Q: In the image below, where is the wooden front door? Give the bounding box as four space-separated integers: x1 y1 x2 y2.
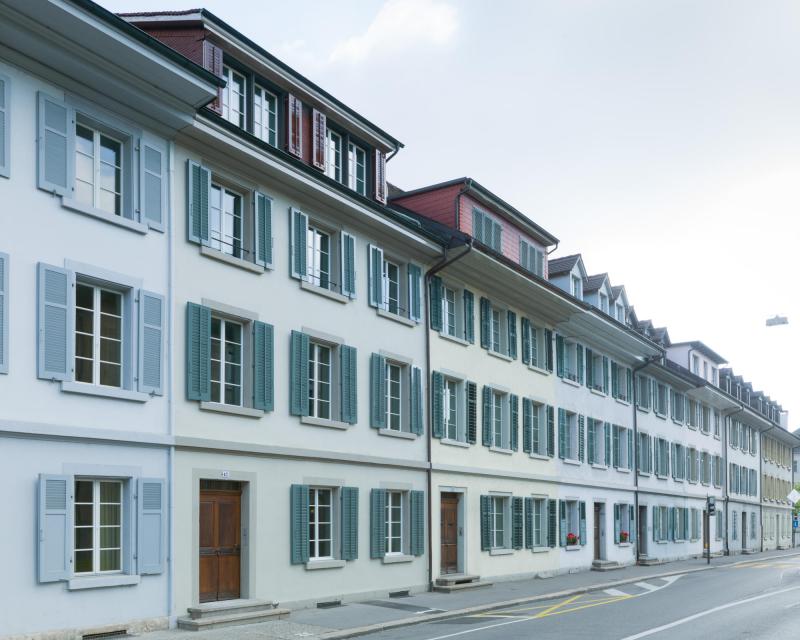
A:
440 493 459 574
593 503 602 560
199 486 241 603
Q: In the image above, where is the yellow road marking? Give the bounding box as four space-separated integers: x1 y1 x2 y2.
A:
532 594 583 618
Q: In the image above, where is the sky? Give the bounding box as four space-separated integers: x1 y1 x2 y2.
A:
104 0 800 423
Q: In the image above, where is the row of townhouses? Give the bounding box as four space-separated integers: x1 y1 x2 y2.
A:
0 2 797 638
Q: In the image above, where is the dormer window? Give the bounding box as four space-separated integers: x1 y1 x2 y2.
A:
347 142 367 196
519 239 544 277
703 361 708 381
599 292 609 314
222 66 246 129
325 129 343 183
615 303 625 323
691 354 699 374
571 275 582 299
253 84 278 146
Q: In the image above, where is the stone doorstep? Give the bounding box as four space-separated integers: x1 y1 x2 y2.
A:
433 581 493 593
187 598 275 620
177 608 290 631
591 560 623 572
435 574 481 586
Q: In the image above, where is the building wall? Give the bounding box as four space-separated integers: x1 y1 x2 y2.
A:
762 433 793 550
391 184 460 229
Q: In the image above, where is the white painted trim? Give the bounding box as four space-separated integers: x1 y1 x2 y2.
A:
200 246 266 274
200 402 263 419
489 548 514 556
300 280 349 304
305 559 345 571
439 332 470 347
440 438 470 448
201 298 259 321
61 198 148 234
68 574 141 590
61 381 149 403
378 428 417 441
377 308 416 327
301 326 345 346
301 416 352 430
382 554 414 564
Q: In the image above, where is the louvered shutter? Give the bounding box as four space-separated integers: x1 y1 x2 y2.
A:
374 150 387 204
37 92 70 195
557 408 566 459
559 501 567 546
312 109 326 170
576 344 584 384
544 329 554 372
286 94 303 157
479 297 490 349
368 245 384 308
289 330 310 415
340 345 358 424
138 478 165 574
602 356 609 394
579 502 587 546
531 401 541 454
0 252 7 373
252 321 274 411
613 425 620 468
341 232 356 298
290 485 310 564
507 311 517 359
629 505 636 543
522 398 532 453
0 74 8 178
510 394 519 451
186 303 211 401
547 499 557 547
519 239 529 272
428 276 443 331
290 208 308 279
369 353 386 428
585 349 594 388
408 264 422 322
341 487 359 561
480 495 491 550
187 160 210 245
555 335 564 377
546 405 555 457
410 491 425 556
140 136 166 230
472 209 484 243
466 381 477 444
138 290 164 395
611 361 619 397
669 507 675 541
578 415 585 462
37 263 71 381
431 371 444 438
410 366 423 435
202 40 223 114
38 474 71 583
627 429 634 469
524 497 533 549
614 504 620 543
481 385 492 447
653 506 660 542
463 289 475 343
370 489 387 558
604 422 612 466
587 420 595 464
512 497 524 549
254 191 273 268
626 368 633 402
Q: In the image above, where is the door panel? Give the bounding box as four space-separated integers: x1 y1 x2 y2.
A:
440 494 459 574
199 488 241 603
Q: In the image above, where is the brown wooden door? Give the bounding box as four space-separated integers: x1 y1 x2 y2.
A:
199 489 241 603
440 493 459 574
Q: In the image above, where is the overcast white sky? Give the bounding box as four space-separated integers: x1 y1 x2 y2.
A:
106 0 800 423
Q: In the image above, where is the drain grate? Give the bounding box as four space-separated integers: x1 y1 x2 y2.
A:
82 631 129 640
316 599 342 609
389 590 410 598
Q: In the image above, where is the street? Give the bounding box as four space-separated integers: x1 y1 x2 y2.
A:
361 557 800 640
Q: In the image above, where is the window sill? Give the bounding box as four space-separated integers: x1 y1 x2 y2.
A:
656 541 668 545
617 542 631 548
377 308 416 327
305 559 346 571
654 412 667 420
672 419 684 426
532 546 550 554
441 438 470 448
378 428 417 440
487 349 513 362
590 388 607 398
687 425 698 431
615 397 631 406
656 474 669 480
638 471 652 478
301 415 352 430
68 574 140 590
563 458 581 466
61 197 148 234
200 246 267 274
489 548 513 556
300 280 350 304
561 377 580 388
200 402 263 419
489 445 513 455
382 554 414 564
636 406 651 414
615 467 631 474
439 332 470 347
530 453 550 461
565 545 581 552
591 463 608 470
61 381 150 403
528 364 550 376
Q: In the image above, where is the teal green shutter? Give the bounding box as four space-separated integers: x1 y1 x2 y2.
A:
138 478 165 575
479 297 490 349
0 75 8 178
368 244 384 308
480 495 491 550
187 160 210 245
140 137 166 231
629 506 636 543
558 408 566 459
0 252 7 373
466 381 477 444
559 501 567 546
429 276 443 331
579 502 587 545
410 490 425 556
290 208 308 279
410 366 423 435
613 425 620 467
369 353 386 428
507 311 517 359
547 499 557 547
521 317 531 365
587 420 595 464
544 329 553 372
290 484 310 564
138 291 165 395
481 385 492 446
555 335 564 377
38 474 71 583
524 497 533 549
512 497 524 549
370 489 387 558
341 487 359 561
652 506 660 542
185 302 211 401
37 93 70 196
510 394 519 451
578 414 585 462
626 368 633 402
340 345 357 424
576 344 584 384
669 507 675 541
431 371 444 438
253 191 273 267
463 289 475 343
289 330 310 415
252 321 274 411
522 398 532 453
614 504 620 543
585 349 594 388
627 429 634 469
546 405 555 457
604 423 612 466
408 264 422 322
602 356 609 394
341 233 356 298
611 361 619 397
37 263 71 381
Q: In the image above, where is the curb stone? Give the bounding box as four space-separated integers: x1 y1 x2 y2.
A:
317 551 800 640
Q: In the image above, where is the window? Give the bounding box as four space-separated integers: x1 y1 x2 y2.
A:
75 124 122 216
691 354 700 374
519 239 544 276
687 399 699 428
615 303 625 323
210 317 243 406
490 496 508 549
701 452 711 485
611 361 631 401
564 500 580 545
653 505 669 542
307 225 331 290
444 378 460 440
612 425 631 470
382 258 401 316
291 211 355 297
654 383 668 416
638 433 652 474
308 341 332 419
325 129 343 182
74 479 122 574
703 361 708 381
385 361 403 431
616 503 632 543
492 390 505 448
700 405 711 434
491 308 502 353
599 292 609 314
655 437 669 476
74 283 123 388
588 418 607 465
385 491 404 554
530 401 547 456
586 350 607 393
481 298 514 357
347 142 367 195
559 409 579 461
671 390 685 423
523 320 546 370
472 208 501 252
253 84 277 146
443 286 458 337
673 443 686 480
571 275 583 299
309 488 333 560
222 66 246 128
687 447 698 483
559 337 581 382
209 183 244 259
369 246 421 320
636 376 651 410
532 498 546 547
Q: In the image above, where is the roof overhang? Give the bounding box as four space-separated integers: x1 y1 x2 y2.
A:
670 341 727 365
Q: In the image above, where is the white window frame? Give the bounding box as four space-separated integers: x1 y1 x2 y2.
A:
209 181 245 259
221 66 246 129
309 487 334 561
73 478 123 576
306 224 333 291
491 389 509 449
599 292 609 314
443 377 465 442
571 275 583 299
74 123 124 217
532 497 546 547
443 286 459 338
565 500 580 544
74 283 124 389
385 360 406 432
531 401 547 456
325 129 343 183
564 410 579 461
253 84 278 146
490 495 509 549
210 316 244 407
347 142 367 195
385 490 405 555
308 340 333 420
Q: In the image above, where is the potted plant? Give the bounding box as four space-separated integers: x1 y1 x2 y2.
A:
619 530 629 543
566 532 579 546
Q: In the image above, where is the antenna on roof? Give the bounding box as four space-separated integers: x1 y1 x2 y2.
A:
766 315 789 327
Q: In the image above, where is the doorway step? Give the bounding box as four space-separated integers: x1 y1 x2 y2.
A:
637 556 666 566
741 548 758 555
433 574 493 593
591 559 623 572
178 599 290 631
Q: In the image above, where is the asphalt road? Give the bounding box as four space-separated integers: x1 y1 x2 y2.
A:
362 556 800 640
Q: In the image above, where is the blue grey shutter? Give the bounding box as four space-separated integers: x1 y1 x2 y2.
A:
0 252 7 373
137 478 165 575
521 317 531 365
429 276 442 331
524 497 533 549
481 385 492 447
290 208 308 279
37 263 71 381
522 397 532 453
368 245 384 308
604 422 612 466
466 381 477 444
140 136 166 231
602 356 609 394
410 490 425 556
341 487 359 561
38 474 71 583
544 329 553 372
546 405 555 457
410 366 423 435
587 420 595 464
0 74 9 178
431 371 444 438
614 504 620 543
613 426 620 467
629 505 636 543
342 233 357 298
652 506 659 542
254 191 273 267
547 499 557 547
579 502 587 546
289 330 310 415
479 297 490 349
576 344 584 384
252 321 274 411
463 289 475 343
510 394 519 451
187 160 210 245
555 335 564 377
37 92 70 195
340 345 358 424
408 264 422 322
507 310 517 359
512 496 523 549
480 495 491 550
185 303 211 401
370 489 387 558
138 290 164 395
558 408 566 459
627 429 634 469
369 353 386 428
578 414 585 462
559 501 567 546
290 485 310 564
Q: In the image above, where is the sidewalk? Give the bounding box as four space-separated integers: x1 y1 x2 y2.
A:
141 548 800 640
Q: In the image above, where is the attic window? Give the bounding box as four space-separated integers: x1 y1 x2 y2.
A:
599 292 609 314
571 275 582 299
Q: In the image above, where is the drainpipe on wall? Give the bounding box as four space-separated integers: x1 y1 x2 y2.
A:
166 140 176 626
